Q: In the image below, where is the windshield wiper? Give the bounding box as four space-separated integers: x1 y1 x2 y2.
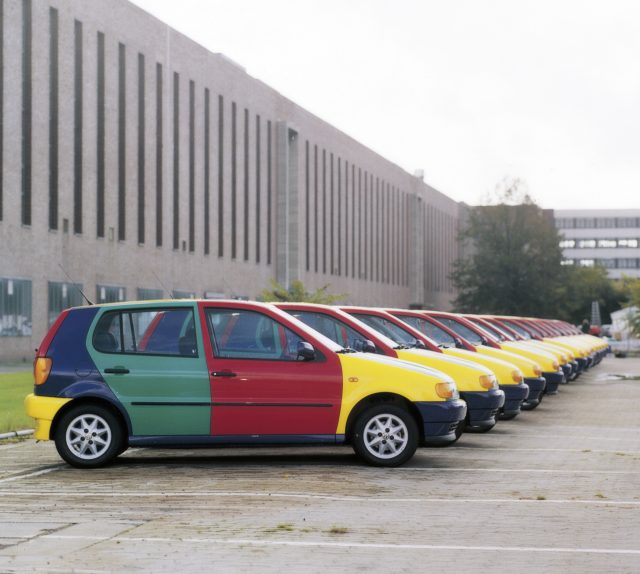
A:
336 347 357 354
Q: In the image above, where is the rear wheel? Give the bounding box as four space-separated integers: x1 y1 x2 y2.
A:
54 404 123 468
352 404 418 467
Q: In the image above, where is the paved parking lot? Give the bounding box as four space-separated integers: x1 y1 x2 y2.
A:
1 356 639 573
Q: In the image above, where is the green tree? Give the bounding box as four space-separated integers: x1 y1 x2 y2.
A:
623 277 640 336
259 279 347 304
452 179 565 316
556 264 621 325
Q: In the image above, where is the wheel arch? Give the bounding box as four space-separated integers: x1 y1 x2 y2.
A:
344 392 423 444
50 396 130 442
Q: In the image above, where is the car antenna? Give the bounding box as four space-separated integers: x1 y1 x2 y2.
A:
152 270 175 299
57 264 93 305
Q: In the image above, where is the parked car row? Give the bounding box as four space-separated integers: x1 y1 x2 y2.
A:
25 299 608 468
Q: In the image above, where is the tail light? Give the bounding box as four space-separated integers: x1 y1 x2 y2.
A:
34 357 52 386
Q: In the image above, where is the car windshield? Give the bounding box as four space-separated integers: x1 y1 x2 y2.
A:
470 319 508 342
288 310 374 352
397 315 456 347
268 305 343 353
502 320 532 340
350 313 421 348
435 316 485 346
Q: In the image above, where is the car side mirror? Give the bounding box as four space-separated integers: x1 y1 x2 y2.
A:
296 341 316 362
362 339 376 353
414 339 426 349
454 337 465 349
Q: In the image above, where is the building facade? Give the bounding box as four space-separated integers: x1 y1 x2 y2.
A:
555 209 640 279
0 0 464 361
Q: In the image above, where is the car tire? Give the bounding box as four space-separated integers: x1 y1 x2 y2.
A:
352 404 418 467
54 404 123 468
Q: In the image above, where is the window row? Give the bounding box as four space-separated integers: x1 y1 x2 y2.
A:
555 217 640 230
561 258 640 269
303 141 410 284
0 279 206 338
559 238 639 249
10 2 276 264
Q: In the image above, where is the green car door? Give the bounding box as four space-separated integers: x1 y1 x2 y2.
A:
87 303 211 436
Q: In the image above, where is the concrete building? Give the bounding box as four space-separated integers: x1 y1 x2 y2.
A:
0 0 464 361
555 209 640 279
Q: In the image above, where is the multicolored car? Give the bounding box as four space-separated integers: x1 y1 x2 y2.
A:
25 300 467 468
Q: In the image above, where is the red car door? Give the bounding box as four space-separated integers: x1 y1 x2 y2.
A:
198 302 343 437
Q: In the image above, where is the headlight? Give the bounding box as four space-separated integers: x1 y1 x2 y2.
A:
511 369 523 383
435 382 459 400
533 364 542 377
552 360 560 371
479 374 498 390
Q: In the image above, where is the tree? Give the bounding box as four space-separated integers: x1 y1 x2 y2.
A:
622 277 640 336
556 264 621 325
452 178 565 316
259 279 347 304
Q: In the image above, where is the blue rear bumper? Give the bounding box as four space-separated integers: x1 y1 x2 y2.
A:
416 399 467 445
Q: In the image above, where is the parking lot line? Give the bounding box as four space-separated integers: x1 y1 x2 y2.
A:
398 467 640 474
486 433 640 443
1 490 638 506
40 534 640 555
455 446 640 454
0 465 65 484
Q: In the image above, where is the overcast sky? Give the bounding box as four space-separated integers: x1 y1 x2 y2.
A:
130 0 640 210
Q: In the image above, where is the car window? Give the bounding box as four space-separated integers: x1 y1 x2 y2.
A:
93 312 123 353
93 308 197 356
207 308 304 361
290 311 372 351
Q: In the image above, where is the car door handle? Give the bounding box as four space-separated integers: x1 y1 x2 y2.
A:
211 371 237 378
104 367 130 375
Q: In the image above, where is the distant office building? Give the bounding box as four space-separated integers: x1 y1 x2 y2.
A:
0 0 464 361
554 209 640 279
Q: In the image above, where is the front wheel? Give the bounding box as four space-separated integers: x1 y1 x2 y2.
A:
352 404 418 467
54 404 123 468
